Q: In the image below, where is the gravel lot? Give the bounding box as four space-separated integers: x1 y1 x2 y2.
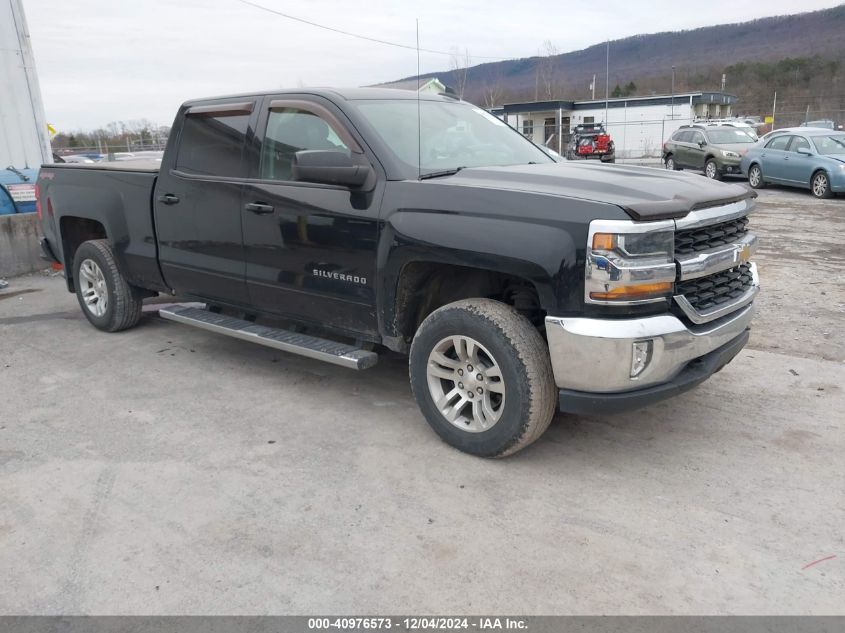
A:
1 185 843 614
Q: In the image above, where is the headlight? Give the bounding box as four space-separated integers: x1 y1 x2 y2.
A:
722 150 741 159
586 220 677 305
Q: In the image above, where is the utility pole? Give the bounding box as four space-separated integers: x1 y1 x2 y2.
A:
604 40 609 124
772 92 777 130
805 104 810 124
591 74 596 100
671 65 675 121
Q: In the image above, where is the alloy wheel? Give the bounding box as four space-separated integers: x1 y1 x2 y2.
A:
78 259 109 317
426 335 505 433
813 173 828 198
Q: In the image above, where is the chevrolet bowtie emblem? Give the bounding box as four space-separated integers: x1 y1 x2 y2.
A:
737 244 751 264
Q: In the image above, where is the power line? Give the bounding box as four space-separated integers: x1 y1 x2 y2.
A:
235 0 512 60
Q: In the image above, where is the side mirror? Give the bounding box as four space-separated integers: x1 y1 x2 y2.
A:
797 147 813 156
292 150 372 188
698 141 707 148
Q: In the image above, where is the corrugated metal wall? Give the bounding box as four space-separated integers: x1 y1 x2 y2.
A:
0 0 51 169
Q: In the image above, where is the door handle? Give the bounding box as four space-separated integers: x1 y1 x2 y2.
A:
157 194 180 205
245 202 275 215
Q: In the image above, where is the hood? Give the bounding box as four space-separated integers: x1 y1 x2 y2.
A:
439 162 755 220
717 143 756 155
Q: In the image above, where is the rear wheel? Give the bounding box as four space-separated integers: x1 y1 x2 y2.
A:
409 299 556 458
73 239 143 332
748 164 766 189
705 159 722 180
665 155 679 171
811 170 833 199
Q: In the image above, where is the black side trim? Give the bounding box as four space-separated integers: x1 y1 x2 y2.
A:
558 329 750 415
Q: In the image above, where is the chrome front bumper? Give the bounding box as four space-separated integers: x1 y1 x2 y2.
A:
545 301 755 395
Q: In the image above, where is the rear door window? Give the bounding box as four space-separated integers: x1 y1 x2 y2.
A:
175 103 253 177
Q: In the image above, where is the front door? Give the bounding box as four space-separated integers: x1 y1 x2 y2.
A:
687 130 707 170
154 100 257 304
673 130 694 168
783 135 815 185
240 96 382 337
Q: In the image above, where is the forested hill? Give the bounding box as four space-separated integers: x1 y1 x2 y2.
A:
387 5 845 124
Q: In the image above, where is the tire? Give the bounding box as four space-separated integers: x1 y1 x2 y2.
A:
704 159 722 180
811 170 833 199
748 164 766 189
409 299 557 458
665 155 679 171
73 239 143 332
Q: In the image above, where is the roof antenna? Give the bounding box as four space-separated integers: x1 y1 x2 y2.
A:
416 18 421 180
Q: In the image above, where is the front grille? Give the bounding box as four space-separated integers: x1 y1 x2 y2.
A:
676 263 754 312
675 216 749 255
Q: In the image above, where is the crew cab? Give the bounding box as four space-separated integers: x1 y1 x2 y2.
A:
37 88 759 457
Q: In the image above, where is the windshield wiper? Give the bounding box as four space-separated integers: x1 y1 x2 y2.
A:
5 166 29 182
419 167 465 180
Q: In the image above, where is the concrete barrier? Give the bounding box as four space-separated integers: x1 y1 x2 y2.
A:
0 213 47 278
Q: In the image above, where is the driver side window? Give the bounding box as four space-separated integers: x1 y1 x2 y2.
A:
766 135 791 151
260 108 349 181
790 136 811 153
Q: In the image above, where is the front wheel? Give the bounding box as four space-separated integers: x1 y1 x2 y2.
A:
409 299 557 458
704 159 722 180
73 239 143 332
811 171 833 199
748 164 766 189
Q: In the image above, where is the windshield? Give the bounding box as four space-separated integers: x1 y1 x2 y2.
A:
352 99 554 176
812 134 845 155
706 129 756 144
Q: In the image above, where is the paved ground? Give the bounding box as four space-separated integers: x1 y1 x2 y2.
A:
1 185 843 615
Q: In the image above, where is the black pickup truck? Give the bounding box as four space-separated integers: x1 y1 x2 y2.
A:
37 88 759 457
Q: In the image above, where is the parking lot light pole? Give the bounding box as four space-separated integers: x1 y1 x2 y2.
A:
671 65 675 121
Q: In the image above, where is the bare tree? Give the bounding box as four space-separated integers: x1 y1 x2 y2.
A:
482 66 505 109
449 47 472 99
537 40 560 100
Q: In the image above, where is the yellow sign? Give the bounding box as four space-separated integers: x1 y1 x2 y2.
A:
764 116 774 124
47 123 57 137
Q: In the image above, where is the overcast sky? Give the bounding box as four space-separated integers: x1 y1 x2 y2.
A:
23 0 844 131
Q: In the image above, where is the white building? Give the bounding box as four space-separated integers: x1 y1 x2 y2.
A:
492 91 738 158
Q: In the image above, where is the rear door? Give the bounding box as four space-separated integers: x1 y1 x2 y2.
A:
760 135 792 182
154 100 258 304
240 95 383 337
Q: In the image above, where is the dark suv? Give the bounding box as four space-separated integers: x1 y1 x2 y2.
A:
663 125 757 180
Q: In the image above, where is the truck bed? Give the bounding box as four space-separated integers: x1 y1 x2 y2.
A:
38 162 165 291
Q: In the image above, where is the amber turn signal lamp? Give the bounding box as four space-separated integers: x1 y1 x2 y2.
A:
590 282 673 301
591 233 615 251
